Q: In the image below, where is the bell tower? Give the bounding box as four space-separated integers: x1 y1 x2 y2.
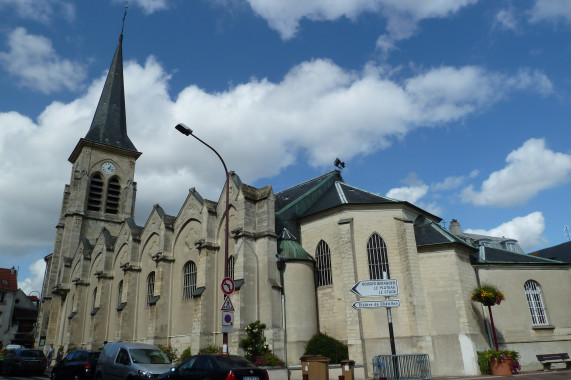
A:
48 31 141 285
39 18 142 348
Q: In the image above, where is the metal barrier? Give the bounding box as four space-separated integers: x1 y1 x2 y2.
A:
372 354 431 380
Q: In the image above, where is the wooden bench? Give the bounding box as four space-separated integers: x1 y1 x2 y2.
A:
536 353 571 371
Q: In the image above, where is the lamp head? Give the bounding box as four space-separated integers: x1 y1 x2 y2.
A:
175 123 193 136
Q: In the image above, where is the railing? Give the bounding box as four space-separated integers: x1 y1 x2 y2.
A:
372 354 431 380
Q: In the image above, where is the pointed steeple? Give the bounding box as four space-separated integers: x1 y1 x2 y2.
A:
84 33 137 152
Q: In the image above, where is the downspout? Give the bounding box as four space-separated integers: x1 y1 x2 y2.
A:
473 248 494 349
277 260 288 369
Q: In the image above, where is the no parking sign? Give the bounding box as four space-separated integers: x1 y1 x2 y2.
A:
222 311 233 326
222 311 234 333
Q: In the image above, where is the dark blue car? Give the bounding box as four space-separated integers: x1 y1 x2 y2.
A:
51 349 100 380
1 348 48 376
160 355 268 380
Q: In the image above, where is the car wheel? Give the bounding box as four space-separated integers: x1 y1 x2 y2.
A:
51 369 58 380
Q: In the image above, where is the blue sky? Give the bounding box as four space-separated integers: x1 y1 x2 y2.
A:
1 0 570 294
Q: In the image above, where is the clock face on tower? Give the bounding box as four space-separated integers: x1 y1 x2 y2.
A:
101 162 115 175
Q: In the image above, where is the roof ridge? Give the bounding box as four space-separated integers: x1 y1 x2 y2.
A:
337 181 398 203
276 170 339 195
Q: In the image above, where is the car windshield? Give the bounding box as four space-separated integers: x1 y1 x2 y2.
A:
129 349 169 364
217 356 257 370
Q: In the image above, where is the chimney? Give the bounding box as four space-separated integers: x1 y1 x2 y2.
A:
449 219 462 235
10 266 16 275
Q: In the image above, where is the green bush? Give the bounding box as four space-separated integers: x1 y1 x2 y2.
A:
157 344 178 363
239 321 269 361
199 344 220 354
303 332 348 364
239 320 285 367
179 347 192 363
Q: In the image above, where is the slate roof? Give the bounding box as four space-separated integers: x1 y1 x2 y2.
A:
275 171 342 234
0 267 18 291
84 34 137 152
530 240 571 263
414 216 474 249
275 171 341 213
275 170 441 237
471 246 570 266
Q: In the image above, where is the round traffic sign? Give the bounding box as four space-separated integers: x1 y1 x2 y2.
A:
221 277 235 295
224 314 232 323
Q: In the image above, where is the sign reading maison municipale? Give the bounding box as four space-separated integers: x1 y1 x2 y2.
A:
351 279 399 297
352 300 400 309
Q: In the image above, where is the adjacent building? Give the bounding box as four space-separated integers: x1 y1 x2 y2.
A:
0 267 40 347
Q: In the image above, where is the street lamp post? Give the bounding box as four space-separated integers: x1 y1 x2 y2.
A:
175 123 230 353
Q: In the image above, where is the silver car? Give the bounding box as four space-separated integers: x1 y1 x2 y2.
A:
95 342 171 380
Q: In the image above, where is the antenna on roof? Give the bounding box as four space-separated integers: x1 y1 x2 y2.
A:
334 158 345 170
565 226 570 241
121 2 129 36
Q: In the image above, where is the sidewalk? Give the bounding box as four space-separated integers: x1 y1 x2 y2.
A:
432 369 571 380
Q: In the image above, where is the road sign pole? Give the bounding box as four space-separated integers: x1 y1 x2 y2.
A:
381 273 398 378
386 299 397 356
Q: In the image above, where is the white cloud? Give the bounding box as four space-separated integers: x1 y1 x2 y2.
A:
461 138 571 206
529 0 571 24
387 184 429 204
433 170 479 191
18 259 46 295
243 0 476 45
111 0 168 15
0 28 87 94
0 0 74 23
495 9 519 31
465 212 546 251
0 54 554 260
404 67 552 123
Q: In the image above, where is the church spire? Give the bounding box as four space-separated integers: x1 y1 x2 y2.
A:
84 32 137 152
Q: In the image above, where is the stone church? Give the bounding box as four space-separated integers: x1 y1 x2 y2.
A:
37 33 571 378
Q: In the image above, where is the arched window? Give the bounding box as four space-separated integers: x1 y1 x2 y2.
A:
228 256 235 281
367 233 389 279
105 177 121 214
147 272 155 305
524 280 548 326
92 288 97 310
183 262 197 300
87 174 104 212
117 280 123 306
316 240 332 287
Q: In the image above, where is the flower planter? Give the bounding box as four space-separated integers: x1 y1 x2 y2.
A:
490 358 512 376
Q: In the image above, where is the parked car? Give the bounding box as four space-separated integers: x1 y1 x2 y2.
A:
160 354 269 380
5 344 25 350
1 348 48 375
51 349 101 380
95 342 171 380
